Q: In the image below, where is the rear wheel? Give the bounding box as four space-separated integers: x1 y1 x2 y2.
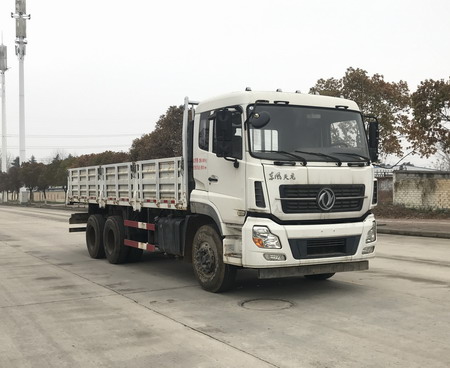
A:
192 225 236 293
86 214 105 259
103 216 129 264
304 273 335 280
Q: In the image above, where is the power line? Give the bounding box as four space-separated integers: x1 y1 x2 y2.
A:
5 133 142 138
7 145 130 149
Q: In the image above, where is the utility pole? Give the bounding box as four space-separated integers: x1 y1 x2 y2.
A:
11 0 30 166
0 36 7 173
12 0 31 203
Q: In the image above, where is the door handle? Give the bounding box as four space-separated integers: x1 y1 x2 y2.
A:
208 176 218 183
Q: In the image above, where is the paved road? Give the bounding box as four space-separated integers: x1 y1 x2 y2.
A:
0 206 449 368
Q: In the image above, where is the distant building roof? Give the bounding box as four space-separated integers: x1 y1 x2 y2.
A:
374 163 437 177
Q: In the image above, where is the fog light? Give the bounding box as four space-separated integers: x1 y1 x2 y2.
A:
366 220 377 243
264 253 286 261
252 226 281 249
362 245 375 254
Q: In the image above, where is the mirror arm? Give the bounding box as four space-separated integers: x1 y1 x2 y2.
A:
244 100 267 125
224 157 240 168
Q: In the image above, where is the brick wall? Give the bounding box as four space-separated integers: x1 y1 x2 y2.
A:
33 190 66 203
6 189 66 203
393 171 450 209
377 177 393 204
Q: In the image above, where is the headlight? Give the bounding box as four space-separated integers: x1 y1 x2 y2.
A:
365 220 377 244
252 226 281 249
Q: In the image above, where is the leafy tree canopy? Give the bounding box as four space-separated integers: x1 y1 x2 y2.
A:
11 156 20 168
130 106 185 161
7 166 23 194
0 172 9 192
68 151 130 168
20 161 45 200
407 78 450 156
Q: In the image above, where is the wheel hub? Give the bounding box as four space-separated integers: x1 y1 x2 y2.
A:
195 242 216 276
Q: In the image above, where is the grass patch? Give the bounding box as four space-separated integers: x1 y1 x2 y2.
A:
373 203 450 219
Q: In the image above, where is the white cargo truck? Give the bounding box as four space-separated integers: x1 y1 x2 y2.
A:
68 90 379 292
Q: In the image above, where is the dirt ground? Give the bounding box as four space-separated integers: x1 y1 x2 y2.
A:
373 203 450 220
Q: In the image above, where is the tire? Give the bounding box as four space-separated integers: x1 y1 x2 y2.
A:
103 216 129 264
86 214 106 259
127 247 143 263
304 273 335 280
192 225 236 293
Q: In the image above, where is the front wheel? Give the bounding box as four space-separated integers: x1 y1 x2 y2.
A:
304 273 335 280
192 225 236 293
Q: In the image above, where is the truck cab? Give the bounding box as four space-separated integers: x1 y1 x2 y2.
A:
187 91 378 278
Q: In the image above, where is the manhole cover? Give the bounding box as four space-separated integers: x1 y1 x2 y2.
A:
240 299 293 311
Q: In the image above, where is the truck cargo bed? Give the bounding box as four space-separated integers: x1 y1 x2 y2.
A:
67 157 186 211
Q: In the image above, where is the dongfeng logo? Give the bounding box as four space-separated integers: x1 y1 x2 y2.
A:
317 188 336 211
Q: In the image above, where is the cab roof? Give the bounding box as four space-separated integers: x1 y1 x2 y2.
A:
195 91 360 114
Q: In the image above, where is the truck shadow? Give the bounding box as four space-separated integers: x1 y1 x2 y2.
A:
130 254 363 298
232 268 363 298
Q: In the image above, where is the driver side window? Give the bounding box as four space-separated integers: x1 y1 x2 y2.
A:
212 110 243 160
198 112 210 151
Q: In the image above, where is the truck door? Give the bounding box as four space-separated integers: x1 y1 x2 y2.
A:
194 108 246 225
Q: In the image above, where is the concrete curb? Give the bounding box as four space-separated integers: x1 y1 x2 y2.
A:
377 228 450 239
377 229 450 239
0 202 86 212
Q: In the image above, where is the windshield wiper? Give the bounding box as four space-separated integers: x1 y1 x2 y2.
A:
260 150 307 166
332 152 370 164
273 161 296 166
295 150 342 167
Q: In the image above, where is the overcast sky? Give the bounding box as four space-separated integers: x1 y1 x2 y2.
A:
0 0 449 165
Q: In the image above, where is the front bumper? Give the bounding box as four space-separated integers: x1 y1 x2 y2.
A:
241 214 376 268
258 260 368 279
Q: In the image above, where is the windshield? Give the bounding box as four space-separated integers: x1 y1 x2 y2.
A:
249 104 370 163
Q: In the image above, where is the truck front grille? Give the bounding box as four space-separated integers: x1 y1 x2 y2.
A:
289 236 360 259
279 184 365 213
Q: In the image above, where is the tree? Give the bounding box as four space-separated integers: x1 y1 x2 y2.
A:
130 106 186 160
69 151 130 168
432 148 450 171
20 161 44 202
407 78 450 156
37 165 52 204
309 77 342 98
0 172 8 195
6 166 22 200
310 67 411 156
46 154 72 193
11 156 20 168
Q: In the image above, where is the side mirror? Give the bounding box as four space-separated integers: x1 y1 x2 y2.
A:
368 120 379 162
248 111 271 128
215 109 233 158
